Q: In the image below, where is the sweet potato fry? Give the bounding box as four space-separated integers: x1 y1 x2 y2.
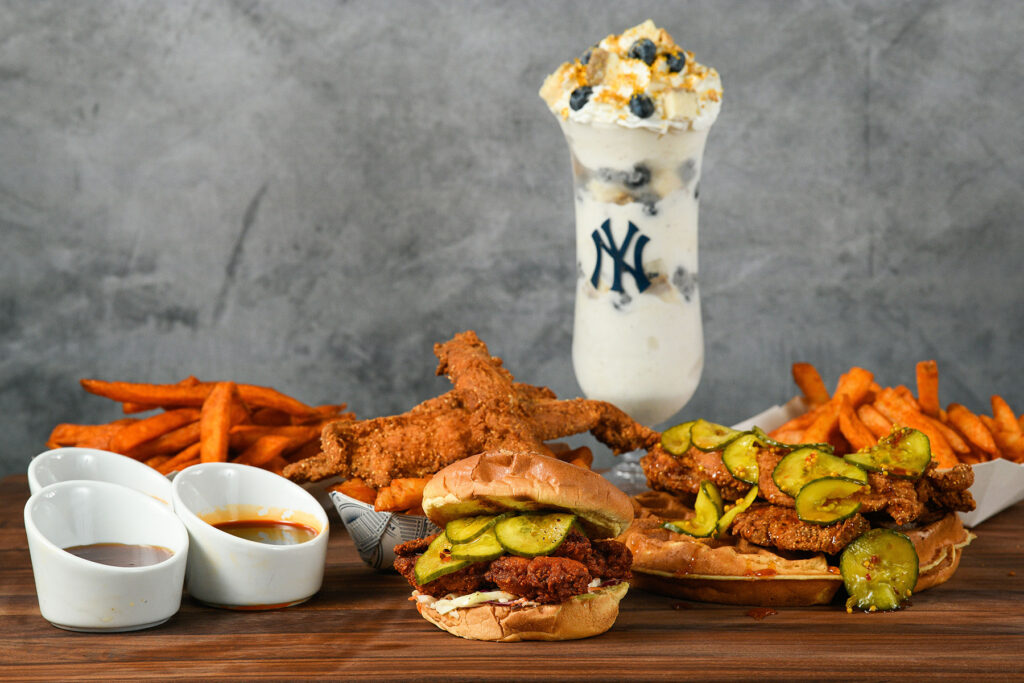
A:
403 505 426 517
108 408 200 454
330 478 377 505
234 434 299 467
251 407 292 426
925 414 970 456
833 367 875 407
873 388 957 468
838 395 877 452
800 399 842 445
856 404 892 439
157 442 201 474
915 361 940 418
565 446 594 469
81 379 316 416
374 477 431 512
124 421 200 460
200 382 235 463
287 438 322 463
895 385 921 410
768 403 824 439
991 395 1021 436
291 403 352 426
46 419 138 450
121 376 202 413
792 363 830 408
228 425 320 451
143 454 171 469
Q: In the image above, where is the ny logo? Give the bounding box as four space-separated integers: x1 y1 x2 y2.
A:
591 220 651 293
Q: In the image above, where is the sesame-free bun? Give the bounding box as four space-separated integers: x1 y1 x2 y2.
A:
901 513 974 592
415 582 628 642
421 450 634 539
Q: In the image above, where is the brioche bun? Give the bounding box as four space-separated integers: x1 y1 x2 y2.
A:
422 449 634 539
415 582 628 642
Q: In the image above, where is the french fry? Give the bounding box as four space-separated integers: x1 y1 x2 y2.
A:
895 385 921 410
374 477 431 512
800 399 842 445
234 434 298 467
838 395 877 452
251 407 292 426
792 363 830 408
81 379 317 417
228 425 320 451
768 403 824 439
403 505 426 517
945 404 997 457
121 376 202 413
915 361 940 418
200 382 235 463
856 404 892 440
46 420 139 450
566 446 594 469
157 442 202 474
925 414 970 456
991 395 1021 436
873 388 957 468
833 367 875 407
287 438 322 463
108 408 200 454
144 454 171 469
330 478 377 505
291 403 352 426
124 421 201 460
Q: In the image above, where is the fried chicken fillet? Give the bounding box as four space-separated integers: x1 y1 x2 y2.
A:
284 331 659 486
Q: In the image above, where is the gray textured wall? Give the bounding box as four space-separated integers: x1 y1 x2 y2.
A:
2 1 1022 478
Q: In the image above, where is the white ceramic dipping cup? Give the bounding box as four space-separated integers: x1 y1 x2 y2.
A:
171 462 329 609
24 480 189 632
28 447 173 505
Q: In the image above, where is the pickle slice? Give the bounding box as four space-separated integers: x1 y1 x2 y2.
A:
722 433 762 484
845 427 931 479
690 420 744 452
450 527 504 562
772 447 868 498
794 477 866 525
716 485 759 536
494 512 576 557
840 528 919 612
663 481 723 538
446 513 508 544
751 426 834 454
661 421 695 455
414 532 471 585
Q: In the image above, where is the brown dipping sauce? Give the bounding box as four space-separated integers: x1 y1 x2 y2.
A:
213 520 318 545
63 543 173 567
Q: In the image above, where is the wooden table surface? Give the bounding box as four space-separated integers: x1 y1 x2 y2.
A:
1 474 1022 681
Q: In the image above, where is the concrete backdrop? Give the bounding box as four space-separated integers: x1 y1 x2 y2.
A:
1 0 1022 477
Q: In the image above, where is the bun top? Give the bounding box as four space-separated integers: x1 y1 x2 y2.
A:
422 450 634 539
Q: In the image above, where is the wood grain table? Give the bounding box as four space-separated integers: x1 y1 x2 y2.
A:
1 474 1021 681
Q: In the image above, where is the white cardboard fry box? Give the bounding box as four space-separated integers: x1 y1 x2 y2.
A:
604 395 1021 528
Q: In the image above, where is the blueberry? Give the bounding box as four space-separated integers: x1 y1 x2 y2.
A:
629 93 655 118
623 164 651 189
628 38 657 66
569 86 593 111
666 51 686 73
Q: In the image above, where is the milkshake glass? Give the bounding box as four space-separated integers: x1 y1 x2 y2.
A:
540 21 722 426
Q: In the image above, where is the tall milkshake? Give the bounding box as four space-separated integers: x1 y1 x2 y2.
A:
540 21 722 426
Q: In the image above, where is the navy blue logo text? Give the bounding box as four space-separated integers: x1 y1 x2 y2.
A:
590 219 651 293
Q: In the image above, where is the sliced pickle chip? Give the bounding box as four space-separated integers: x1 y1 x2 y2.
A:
663 481 723 538
690 420 744 452
772 447 868 498
414 532 470 585
661 421 695 455
845 427 932 479
494 512 576 557
450 527 504 562
445 513 508 544
722 433 762 484
794 477 866 525
840 528 919 612
751 426 834 454
716 485 759 536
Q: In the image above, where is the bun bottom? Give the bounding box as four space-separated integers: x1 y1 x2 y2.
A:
903 513 974 592
415 582 629 642
630 570 842 606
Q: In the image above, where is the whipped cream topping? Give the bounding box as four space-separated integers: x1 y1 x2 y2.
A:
540 20 722 133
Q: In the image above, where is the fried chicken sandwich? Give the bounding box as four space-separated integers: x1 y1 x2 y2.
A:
394 449 634 641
